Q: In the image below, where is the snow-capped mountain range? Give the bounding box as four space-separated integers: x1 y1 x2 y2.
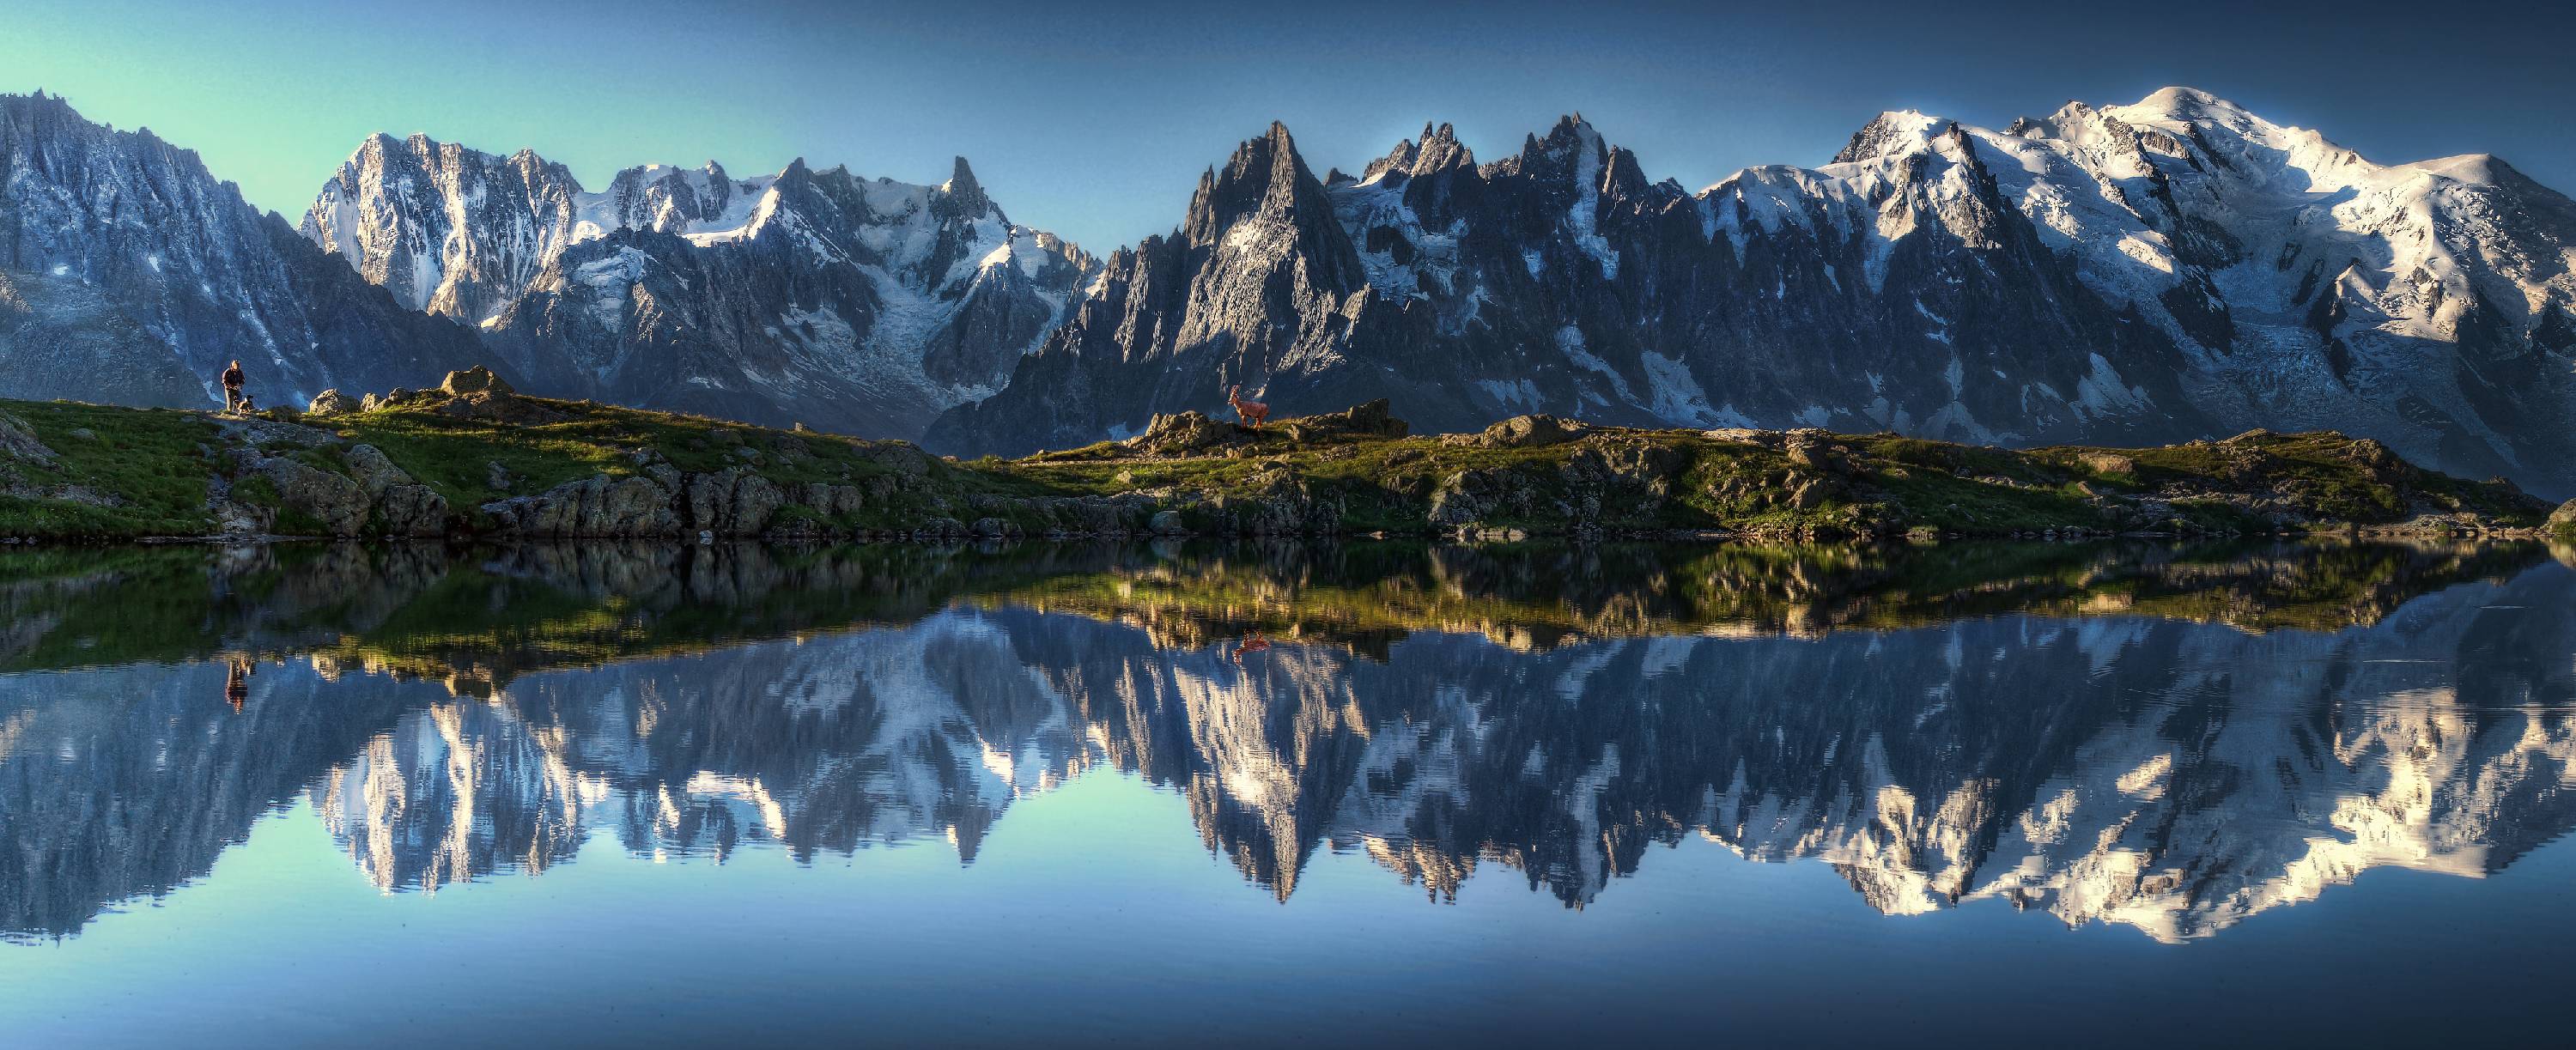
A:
300 133 1096 436
932 89 2576 496
3 88 2571 492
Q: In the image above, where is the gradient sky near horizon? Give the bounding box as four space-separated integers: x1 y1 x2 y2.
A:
8 0 2572 252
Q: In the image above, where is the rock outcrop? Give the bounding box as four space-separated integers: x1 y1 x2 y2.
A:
2077 452 2137 476
336 368 567 425
481 475 679 538
440 366 511 397
342 444 449 536
0 410 56 464
683 469 786 537
1122 411 1245 458
252 456 368 537
1465 414 1585 449
1277 398 1407 443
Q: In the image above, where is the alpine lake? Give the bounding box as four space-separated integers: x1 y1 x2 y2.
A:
3 537 2573 1047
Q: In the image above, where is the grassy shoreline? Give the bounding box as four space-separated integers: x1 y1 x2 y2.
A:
0 391 2555 543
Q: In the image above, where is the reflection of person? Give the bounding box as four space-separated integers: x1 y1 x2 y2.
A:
1231 631 1270 665
223 657 251 712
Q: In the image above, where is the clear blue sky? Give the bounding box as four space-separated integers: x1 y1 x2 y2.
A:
8 0 2571 253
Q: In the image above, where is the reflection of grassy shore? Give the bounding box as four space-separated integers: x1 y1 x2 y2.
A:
1 540 2544 682
2 541 2546 683
983 539 2548 652
0 393 2551 541
0 543 1124 681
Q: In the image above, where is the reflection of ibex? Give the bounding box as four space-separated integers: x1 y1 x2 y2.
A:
222 656 252 713
1231 631 1270 665
1227 385 1269 428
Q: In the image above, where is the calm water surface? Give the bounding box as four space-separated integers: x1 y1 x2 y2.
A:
2 539 2573 1047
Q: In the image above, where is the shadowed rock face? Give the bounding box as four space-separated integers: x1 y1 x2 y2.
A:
0 270 202 406
0 94 486 410
1 540 2569 943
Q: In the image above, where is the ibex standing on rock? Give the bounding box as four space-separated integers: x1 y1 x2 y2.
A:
1227 385 1269 428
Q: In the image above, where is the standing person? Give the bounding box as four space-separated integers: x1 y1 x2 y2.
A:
220 360 246 414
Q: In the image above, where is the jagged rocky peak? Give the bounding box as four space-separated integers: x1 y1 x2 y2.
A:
603 160 762 234
1495 112 1602 180
1831 110 1942 165
303 130 592 319
921 118 1391 458
1168 120 1365 321
1494 112 1652 204
3 91 220 215
3 88 148 149
1414 121 1471 171
939 155 990 217
1166 121 1369 301
301 137 1056 322
1362 121 1475 183
1829 110 1994 174
1361 137 1418 183
329 130 581 198
1185 122 1333 241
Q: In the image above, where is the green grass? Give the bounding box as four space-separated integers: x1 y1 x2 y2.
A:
991 427 2301 537
0 403 220 537
322 398 980 510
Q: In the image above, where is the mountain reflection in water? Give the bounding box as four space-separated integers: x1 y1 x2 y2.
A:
1 538 2570 944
